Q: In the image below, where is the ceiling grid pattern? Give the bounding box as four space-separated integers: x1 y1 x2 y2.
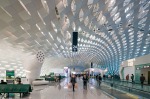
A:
0 0 149 76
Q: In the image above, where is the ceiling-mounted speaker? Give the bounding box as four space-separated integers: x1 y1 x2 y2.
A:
36 50 45 63
72 32 78 52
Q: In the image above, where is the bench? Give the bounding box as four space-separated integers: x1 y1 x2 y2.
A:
0 84 32 97
45 76 66 81
45 77 55 81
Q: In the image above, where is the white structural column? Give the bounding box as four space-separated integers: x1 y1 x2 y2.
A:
24 51 45 84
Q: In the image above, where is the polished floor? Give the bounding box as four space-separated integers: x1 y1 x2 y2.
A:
0 78 113 99
1 78 148 99
29 78 112 99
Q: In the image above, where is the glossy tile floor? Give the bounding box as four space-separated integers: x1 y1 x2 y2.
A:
0 78 113 99
29 78 112 99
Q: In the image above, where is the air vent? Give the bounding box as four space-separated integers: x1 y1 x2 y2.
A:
140 29 144 31
55 7 59 15
128 24 134 28
55 6 60 20
128 24 132 26
108 29 113 31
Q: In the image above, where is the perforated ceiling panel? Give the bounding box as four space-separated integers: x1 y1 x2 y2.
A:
0 0 149 75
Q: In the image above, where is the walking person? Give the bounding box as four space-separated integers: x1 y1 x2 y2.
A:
96 75 98 81
0 80 7 95
140 74 145 88
58 74 61 83
103 74 106 80
98 74 102 86
126 74 129 83
131 74 134 83
70 74 77 92
83 75 88 90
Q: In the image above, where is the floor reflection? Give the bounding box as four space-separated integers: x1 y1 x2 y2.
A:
11 78 113 99
58 83 61 90
83 90 88 99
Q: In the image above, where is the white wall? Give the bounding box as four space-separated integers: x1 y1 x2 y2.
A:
121 54 150 67
40 57 71 76
120 54 150 80
123 66 135 80
49 68 64 73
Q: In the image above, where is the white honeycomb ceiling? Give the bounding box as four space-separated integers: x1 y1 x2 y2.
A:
0 0 150 76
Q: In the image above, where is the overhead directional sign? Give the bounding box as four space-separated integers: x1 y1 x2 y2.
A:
72 32 78 52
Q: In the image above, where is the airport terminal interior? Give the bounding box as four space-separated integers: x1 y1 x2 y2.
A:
0 0 150 99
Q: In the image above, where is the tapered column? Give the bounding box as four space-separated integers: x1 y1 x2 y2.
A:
25 50 45 84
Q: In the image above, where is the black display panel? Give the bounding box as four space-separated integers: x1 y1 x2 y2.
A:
72 32 78 52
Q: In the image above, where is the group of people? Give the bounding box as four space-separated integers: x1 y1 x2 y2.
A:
70 73 103 92
126 74 135 83
0 80 7 84
0 79 22 85
70 73 146 92
70 74 89 92
96 74 102 86
126 74 145 88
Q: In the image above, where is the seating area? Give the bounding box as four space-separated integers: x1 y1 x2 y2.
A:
45 76 66 82
0 84 32 97
0 0 150 98
45 77 55 81
32 76 66 86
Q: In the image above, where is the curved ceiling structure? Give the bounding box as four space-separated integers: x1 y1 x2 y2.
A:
0 0 150 77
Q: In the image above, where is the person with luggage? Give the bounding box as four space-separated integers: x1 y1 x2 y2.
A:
83 75 88 89
70 74 77 92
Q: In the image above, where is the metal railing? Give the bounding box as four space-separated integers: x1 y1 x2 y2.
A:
102 79 150 93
